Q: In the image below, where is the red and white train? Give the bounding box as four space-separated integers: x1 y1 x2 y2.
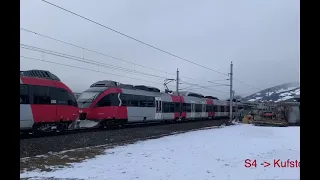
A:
77 80 243 127
20 70 242 134
20 70 79 133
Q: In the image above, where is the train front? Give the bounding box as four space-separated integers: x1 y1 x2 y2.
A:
77 86 106 121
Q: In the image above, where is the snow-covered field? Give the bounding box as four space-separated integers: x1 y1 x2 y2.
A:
21 124 300 180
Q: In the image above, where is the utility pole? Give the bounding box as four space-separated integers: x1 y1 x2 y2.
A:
229 61 233 122
176 68 179 95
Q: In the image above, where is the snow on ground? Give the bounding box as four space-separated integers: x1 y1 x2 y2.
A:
276 86 298 94
21 124 300 180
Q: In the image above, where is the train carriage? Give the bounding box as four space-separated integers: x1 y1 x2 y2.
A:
20 70 79 133
77 80 238 128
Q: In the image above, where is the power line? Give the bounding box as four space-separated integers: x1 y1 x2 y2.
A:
179 80 229 94
233 78 261 90
20 54 228 96
20 44 170 80
20 44 229 95
35 1 261 90
180 84 229 91
41 0 229 76
20 28 172 75
20 28 225 85
20 55 175 88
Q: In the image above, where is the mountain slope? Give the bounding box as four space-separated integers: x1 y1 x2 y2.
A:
243 82 300 102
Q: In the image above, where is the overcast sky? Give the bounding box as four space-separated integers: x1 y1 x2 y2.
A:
20 0 300 99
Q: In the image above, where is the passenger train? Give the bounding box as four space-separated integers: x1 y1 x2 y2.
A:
20 70 79 133
20 70 242 134
77 80 243 128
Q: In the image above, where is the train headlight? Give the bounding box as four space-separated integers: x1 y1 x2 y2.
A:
79 110 83 113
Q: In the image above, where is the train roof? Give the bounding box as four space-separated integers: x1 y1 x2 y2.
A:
179 91 204 98
88 80 231 101
134 85 161 93
204 96 219 100
89 80 161 93
20 70 61 81
90 80 119 87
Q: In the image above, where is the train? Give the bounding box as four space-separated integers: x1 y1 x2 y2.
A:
77 80 243 128
20 70 79 133
20 70 243 134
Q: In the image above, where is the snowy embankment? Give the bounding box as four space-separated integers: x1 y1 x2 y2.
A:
21 124 300 180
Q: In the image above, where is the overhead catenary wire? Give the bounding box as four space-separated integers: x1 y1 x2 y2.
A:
179 80 229 94
20 28 228 85
20 28 171 75
20 55 174 88
21 44 231 95
40 0 261 90
40 0 228 76
20 44 170 80
21 44 229 95
179 84 229 91
20 55 229 95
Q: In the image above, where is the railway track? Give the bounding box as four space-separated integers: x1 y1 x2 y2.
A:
20 119 227 139
20 119 227 158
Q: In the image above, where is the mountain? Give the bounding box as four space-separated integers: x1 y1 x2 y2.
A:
243 82 300 102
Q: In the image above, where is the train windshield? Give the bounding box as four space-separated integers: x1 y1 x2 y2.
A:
77 91 102 108
78 91 101 100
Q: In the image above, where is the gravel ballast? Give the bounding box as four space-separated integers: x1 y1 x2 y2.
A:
20 119 226 158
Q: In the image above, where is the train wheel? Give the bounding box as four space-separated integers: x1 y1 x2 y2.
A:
56 123 67 134
100 120 108 129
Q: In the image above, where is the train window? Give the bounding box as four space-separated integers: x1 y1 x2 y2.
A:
174 103 180 112
182 103 187 112
195 104 202 112
20 84 29 104
169 103 174 112
120 94 129 106
163 102 170 113
139 96 147 107
186 103 191 112
209 105 213 112
146 96 154 107
205 105 209 112
226 106 230 112
213 105 217 112
221 106 225 112
97 93 119 107
97 95 111 107
66 91 78 107
32 85 51 104
232 107 236 112
50 88 68 105
130 95 139 107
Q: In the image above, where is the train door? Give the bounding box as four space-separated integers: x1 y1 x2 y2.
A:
53 87 79 122
191 100 195 118
20 84 34 130
201 102 206 118
155 97 162 120
30 85 58 123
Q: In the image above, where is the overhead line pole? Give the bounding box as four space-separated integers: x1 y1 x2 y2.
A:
176 69 179 95
229 61 234 122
